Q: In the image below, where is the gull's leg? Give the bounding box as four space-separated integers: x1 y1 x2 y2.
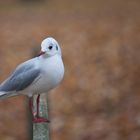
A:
33 94 50 123
36 94 40 118
29 97 34 116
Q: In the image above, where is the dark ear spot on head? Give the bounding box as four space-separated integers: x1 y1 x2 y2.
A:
56 45 58 50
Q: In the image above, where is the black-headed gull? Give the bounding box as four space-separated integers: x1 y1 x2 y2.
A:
0 37 64 123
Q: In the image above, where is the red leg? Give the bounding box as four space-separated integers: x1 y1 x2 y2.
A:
36 94 40 117
32 94 50 123
29 97 34 116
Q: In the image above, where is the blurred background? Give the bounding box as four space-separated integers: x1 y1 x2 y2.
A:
0 0 140 140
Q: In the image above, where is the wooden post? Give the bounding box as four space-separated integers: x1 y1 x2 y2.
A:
33 94 50 140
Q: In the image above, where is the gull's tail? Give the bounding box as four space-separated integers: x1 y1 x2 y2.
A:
0 91 10 99
0 91 17 99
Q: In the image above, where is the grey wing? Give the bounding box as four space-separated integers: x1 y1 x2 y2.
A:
0 59 40 92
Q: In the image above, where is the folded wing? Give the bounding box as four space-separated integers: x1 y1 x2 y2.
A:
0 59 40 92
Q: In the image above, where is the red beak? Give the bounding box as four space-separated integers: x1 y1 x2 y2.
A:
38 51 45 56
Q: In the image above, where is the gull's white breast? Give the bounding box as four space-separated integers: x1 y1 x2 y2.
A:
25 55 64 95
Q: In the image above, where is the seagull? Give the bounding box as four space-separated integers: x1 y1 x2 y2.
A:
0 37 64 123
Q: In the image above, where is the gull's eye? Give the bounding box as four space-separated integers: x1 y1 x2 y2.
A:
48 46 53 50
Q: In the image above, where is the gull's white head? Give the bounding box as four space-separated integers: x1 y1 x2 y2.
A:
38 37 62 57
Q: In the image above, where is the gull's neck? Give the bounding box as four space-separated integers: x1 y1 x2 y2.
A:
38 54 61 61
